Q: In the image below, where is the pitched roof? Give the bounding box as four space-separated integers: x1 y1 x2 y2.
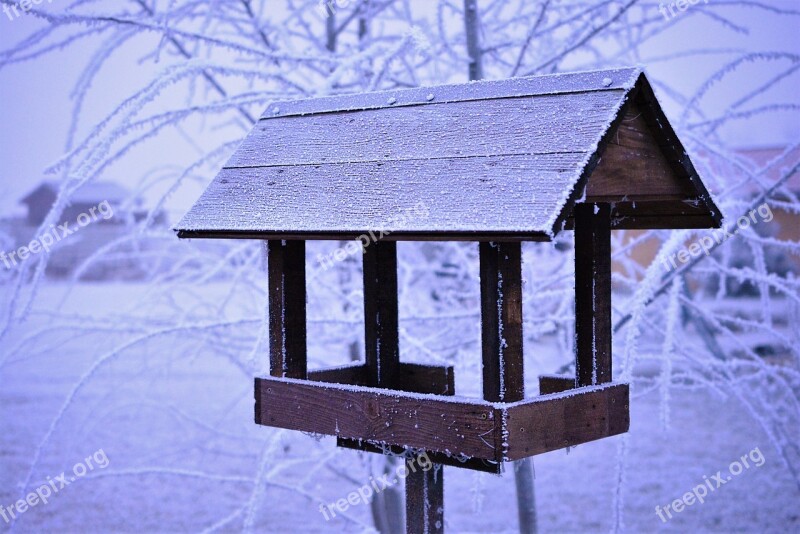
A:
176 67 720 241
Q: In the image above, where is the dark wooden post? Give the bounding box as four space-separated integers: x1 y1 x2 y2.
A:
480 241 531 532
479 242 524 403
363 241 400 387
574 203 612 386
267 240 307 379
406 460 444 533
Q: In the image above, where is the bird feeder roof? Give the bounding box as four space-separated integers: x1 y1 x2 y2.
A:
176 67 720 241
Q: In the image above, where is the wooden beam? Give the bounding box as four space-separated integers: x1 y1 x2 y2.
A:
255 376 500 461
504 384 629 461
254 376 629 462
309 362 453 395
267 240 307 379
336 440 501 474
393 362 454 396
574 204 612 386
480 242 524 402
363 241 399 387
333 362 485 471
308 363 367 386
538 375 576 395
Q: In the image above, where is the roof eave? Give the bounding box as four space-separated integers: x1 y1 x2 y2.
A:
174 229 553 242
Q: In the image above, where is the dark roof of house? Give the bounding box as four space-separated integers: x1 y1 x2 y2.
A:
22 181 130 205
176 67 721 241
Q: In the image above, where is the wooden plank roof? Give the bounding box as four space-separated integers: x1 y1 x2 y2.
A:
176 67 721 241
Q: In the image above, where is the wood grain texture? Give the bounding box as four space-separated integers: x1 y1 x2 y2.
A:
176 69 722 240
503 383 629 460
393 363 454 396
258 67 641 119
562 200 720 230
538 375 576 395
336 439 501 473
307 363 367 385
230 91 626 168
255 377 629 462
177 154 584 239
633 75 721 227
333 361 474 470
574 203 612 386
308 362 453 395
480 242 524 403
267 240 307 379
255 376 501 461
587 104 695 200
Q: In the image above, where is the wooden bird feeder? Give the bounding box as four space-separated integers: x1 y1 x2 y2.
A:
176 67 720 532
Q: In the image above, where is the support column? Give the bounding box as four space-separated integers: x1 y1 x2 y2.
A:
574 203 612 386
479 241 524 402
267 240 307 379
480 241 531 531
406 461 444 534
363 241 400 387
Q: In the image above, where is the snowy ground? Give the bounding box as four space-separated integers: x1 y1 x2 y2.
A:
1 283 798 533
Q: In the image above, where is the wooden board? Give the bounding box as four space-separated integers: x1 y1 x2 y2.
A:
634 74 720 222
538 375 576 395
229 91 626 168
176 68 722 240
177 154 584 240
255 376 500 461
336 439 501 473
308 362 454 395
587 104 695 200
254 376 629 463
258 67 641 119
503 384 629 460
562 200 719 230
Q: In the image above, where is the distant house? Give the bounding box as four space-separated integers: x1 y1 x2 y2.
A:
21 181 128 226
619 144 800 275
3 180 167 279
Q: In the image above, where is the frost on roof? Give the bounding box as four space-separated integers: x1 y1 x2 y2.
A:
176 68 651 240
259 66 642 120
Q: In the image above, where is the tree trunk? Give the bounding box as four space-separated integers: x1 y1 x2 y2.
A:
463 0 483 81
